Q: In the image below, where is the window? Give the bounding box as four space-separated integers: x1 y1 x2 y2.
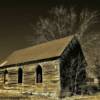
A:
4 69 8 84
36 65 42 83
18 67 23 83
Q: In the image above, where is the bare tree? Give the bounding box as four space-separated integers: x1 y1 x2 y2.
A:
69 53 86 95
77 9 99 40
29 6 99 44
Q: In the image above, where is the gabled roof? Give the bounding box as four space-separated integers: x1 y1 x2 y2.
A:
0 35 74 67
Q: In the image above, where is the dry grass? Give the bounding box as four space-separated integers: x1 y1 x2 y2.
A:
0 94 100 100
63 94 100 100
0 90 100 100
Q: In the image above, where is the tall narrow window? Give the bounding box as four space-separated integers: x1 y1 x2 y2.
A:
4 69 8 84
36 65 42 83
18 67 23 83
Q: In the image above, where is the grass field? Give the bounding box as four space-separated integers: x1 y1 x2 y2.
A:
67 95 100 100
0 89 100 100
0 93 100 100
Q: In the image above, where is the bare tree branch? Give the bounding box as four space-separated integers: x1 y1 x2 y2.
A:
30 6 99 45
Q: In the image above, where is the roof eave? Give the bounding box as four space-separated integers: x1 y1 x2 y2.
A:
0 56 60 69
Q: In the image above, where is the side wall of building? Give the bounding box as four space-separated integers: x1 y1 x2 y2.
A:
0 59 60 96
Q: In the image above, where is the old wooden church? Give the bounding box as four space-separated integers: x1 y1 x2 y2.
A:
0 35 86 97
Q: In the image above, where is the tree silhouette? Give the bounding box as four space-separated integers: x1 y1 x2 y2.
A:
29 6 99 44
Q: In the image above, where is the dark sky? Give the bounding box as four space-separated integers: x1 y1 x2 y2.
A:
0 0 100 60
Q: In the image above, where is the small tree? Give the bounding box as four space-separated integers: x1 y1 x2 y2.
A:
69 53 86 95
94 57 100 85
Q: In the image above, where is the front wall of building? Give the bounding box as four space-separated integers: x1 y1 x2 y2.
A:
0 59 60 96
60 38 87 95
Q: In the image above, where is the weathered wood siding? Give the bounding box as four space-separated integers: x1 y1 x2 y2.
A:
23 65 35 85
0 70 4 85
40 60 60 94
0 60 60 96
22 60 60 94
7 67 18 85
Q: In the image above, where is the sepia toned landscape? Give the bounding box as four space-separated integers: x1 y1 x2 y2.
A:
0 0 100 100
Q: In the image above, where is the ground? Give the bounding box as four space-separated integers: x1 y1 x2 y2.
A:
0 85 100 100
0 91 100 100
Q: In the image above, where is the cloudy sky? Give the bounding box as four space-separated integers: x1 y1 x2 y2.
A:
0 0 100 60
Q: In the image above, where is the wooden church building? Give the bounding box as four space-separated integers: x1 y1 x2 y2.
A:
0 35 86 97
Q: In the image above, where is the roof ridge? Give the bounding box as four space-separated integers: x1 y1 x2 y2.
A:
14 35 74 53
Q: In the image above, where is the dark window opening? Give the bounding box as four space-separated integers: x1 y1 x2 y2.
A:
18 67 23 83
36 65 42 83
4 69 8 84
